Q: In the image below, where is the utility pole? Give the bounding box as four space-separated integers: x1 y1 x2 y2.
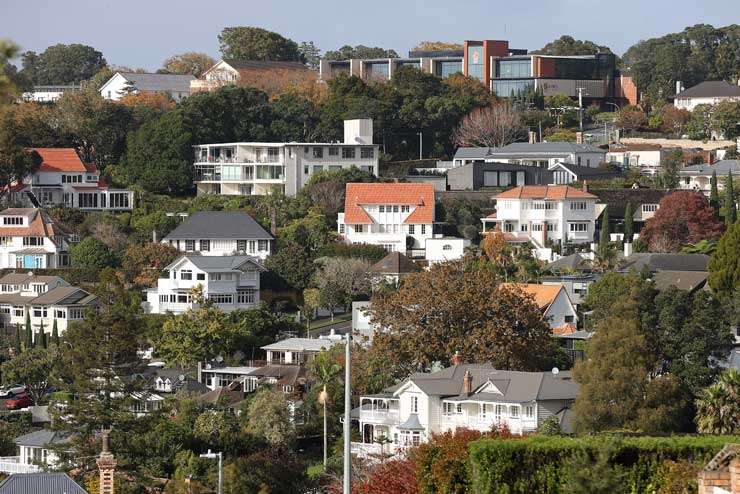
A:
418 132 423 160
576 87 584 131
343 333 352 494
200 450 223 494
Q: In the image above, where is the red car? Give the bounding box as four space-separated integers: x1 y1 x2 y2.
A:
5 394 32 410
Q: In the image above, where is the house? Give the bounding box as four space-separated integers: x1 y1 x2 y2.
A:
619 253 710 273
368 251 421 285
679 160 740 195
0 473 88 494
481 185 598 260
197 385 247 414
162 211 274 260
338 182 435 257
352 361 579 458
674 80 740 111
21 84 80 103
554 330 593 363
548 162 621 185
262 337 340 366
589 188 667 241
0 430 70 474
147 367 209 395
8 148 133 211
0 209 72 269
605 143 677 176
194 119 379 197
199 364 262 393
446 161 552 190
144 255 265 314
99 72 194 102
453 142 606 169
501 283 578 332
0 273 97 337
695 443 740 494
424 236 471 264
190 59 313 94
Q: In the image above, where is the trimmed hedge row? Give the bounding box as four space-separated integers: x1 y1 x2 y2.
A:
467 435 740 494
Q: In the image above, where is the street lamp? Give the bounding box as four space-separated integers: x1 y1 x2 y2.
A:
199 449 223 494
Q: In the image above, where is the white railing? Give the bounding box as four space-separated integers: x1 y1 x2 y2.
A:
0 457 42 474
359 409 400 424
351 442 407 459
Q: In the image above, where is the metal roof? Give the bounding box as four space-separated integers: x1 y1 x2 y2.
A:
0 473 87 494
620 253 709 273
117 72 194 93
397 413 425 431
676 81 740 98
680 160 740 175
15 430 70 447
164 211 273 241
261 337 340 352
169 255 265 273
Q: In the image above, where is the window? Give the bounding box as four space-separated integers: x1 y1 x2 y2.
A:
78 192 98 208
23 237 43 246
313 147 323 158
532 224 543 232
525 405 534 418
0 237 11 246
328 147 338 156
209 273 234 281
185 240 195 251
208 294 234 304
569 223 588 232
342 147 355 159
268 148 280 161
509 406 519 418
393 205 399 213
197 273 205 281
200 240 210 252
361 147 374 159
442 244 452 251
355 225 364 233
237 290 255 304
520 224 528 232
642 204 658 212
312 165 324 174
3 217 22 225
0 306 9 315
379 206 385 213
32 306 47 318
339 224 345 234
467 45 484 81
434 60 463 77
495 405 505 418
443 402 462 415
496 59 532 78
54 308 66 319
180 270 192 280
532 202 557 210
491 79 534 97
565 315 575 323
408 224 415 234
547 223 557 232
401 205 410 213
304 165 309 175
237 240 247 252
258 240 269 251
249 241 256 253
68 308 84 319
13 306 23 317
410 395 418 414
421 225 426 235
570 201 587 211
504 223 515 232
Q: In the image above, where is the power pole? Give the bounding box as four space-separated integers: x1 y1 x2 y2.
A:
418 132 423 160
577 87 584 131
343 333 352 494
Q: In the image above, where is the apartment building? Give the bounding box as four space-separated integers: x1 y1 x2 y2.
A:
0 208 72 269
162 211 274 260
194 119 379 197
99 72 194 102
337 183 435 256
144 255 265 314
9 148 133 211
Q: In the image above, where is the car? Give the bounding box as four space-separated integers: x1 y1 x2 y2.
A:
0 384 26 398
5 394 32 410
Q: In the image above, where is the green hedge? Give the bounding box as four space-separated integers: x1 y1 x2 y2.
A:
316 243 388 262
468 435 740 494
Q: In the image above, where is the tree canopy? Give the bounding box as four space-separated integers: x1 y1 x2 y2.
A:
533 35 613 56
20 43 107 85
323 45 399 60
218 27 304 62
161 52 216 77
708 222 740 298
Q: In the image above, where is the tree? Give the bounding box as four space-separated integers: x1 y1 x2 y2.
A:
617 106 647 131
24 312 32 350
265 242 316 292
0 112 41 202
313 257 372 317
581 272 649 322
300 288 322 332
70 237 116 270
708 222 740 298
50 320 59 347
218 27 304 62
453 103 526 148
161 52 215 77
20 44 106 85
533 35 613 56
711 100 740 139
623 202 634 243
640 191 725 252
298 41 321 70
710 170 721 215
246 387 295 448
561 443 627 494
660 105 690 135
412 41 463 52
0 41 20 105
725 171 736 225
695 368 740 434
121 242 181 287
323 45 399 61
308 350 342 466
1 347 54 404
598 206 610 255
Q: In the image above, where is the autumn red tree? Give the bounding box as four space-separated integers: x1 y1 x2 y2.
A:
640 191 725 252
121 242 181 287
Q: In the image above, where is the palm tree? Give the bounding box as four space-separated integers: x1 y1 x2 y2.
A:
695 369 740 434
309 351 342 467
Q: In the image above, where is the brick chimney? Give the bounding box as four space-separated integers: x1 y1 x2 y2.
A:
576 132 584 144
97 430 116 494
451 351 462 366
463 370 473 396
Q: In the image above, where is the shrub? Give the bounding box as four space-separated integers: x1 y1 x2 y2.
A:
316 243 389 262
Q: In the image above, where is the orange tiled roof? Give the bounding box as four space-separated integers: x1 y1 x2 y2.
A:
500 283 563 310
30 148 88 173
343 183 435 224
494 185 597 200
0 209 59 238
552 323 578 335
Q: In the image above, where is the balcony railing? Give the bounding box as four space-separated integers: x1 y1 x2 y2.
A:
0 457 42 474
359 407 400 424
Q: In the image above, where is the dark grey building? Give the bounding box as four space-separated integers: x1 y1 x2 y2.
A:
446 161 552 190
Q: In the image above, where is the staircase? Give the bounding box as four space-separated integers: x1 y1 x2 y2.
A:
24 190 41 208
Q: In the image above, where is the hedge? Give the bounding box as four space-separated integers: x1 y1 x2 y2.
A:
467 435 740 494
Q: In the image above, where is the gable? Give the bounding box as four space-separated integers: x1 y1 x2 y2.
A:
393 380 424 398
99 72 128 94
476 380 504 395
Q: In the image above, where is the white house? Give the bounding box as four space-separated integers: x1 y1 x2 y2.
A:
0 208 72 269
21 84 79 103
424 236 471 264
0 430 69 474
194 119 380 197
144 255 265 314
679 160 740 195
190 59 312 94
481 185 598 260
501 283 578 333
163 211 274 260
262 337 341 366
338 182 435 257
0 273 97 337
352 361 579 458
99 72 194 102
606 143 678 176
674 80 740 111
9 148 133 211
453 142 606 169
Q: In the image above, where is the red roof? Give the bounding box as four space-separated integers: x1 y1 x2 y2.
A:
30 148 93 173
494 185 597 200
343 183 435 225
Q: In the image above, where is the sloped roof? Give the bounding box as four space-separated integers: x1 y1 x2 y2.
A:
117 72 194 92
680 160 740 175
589 188 668 218
676 81 740 98
492 142 605 155
261 337 339 352
164 211 273 240
0 209 64 238
197 386 244 406
29 148 89 173
652 270 708 292
548 162 621 179
15 429 70 447
0 273 65 286
222 59 310 72
546 253 589 272
621 253 709 272
0 473 87 494
494 185 596 200
369 251 421 274
170 255 265 272
343 183 435 224
500 283 563 310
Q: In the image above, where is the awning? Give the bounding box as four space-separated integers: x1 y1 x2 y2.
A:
11 248 50 255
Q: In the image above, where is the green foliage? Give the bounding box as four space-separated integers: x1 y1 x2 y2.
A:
708 222 740 298
623 202 634 243
0 110 42 194
323 45 399 60
695 368 740 434
20 43 106 85
725 171 737 225
657 150 682 189
246 387 296 447
538 416 563 436
598 206 610 255
218 26 304 61
561 443 627 494
543 130 577 142
1 346 55 404
710 170 720 215
70 237 117 270
316 242 388 262
533 35 613 56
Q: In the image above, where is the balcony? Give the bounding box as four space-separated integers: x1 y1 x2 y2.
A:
350 442 408 460
359 406 400 425
0 456 42 474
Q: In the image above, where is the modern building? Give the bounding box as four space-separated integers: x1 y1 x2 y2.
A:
191 59 313 94
9 148 133 211
144 255 265 314
337 183 435 256
352 361 579 458
21 85 80 103
606 143 678 176
674 80 740 111
501 283 578 332
453 142 606 169
162 211 274 260
194 119 379 197
0 273 97 336
99 72 194 102
679 160 740 195
446 161 553 190
424 236 471 264
0 208 72 269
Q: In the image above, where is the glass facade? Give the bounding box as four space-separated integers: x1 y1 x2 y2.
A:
434 60 463 78
467 45 484 81
365 62 390 80
496 59 531 78
492 79 534 97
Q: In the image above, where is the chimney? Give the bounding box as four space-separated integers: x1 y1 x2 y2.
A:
152 230 157 243
451 351 462 366
676 80 683 94
575 132 584 144
582 180 589 192
97 430 116 494
463 370 473 396
624 241 633 257
528 131 537 144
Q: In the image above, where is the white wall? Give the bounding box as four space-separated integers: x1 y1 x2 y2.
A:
425 238 470 264
543 289 578 329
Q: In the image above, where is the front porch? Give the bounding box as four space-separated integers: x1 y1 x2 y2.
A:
440 401 539 435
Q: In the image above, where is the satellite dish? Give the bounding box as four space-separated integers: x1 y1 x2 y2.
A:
552 367 560 376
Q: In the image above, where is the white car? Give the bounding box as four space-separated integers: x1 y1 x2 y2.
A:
0 384 26 397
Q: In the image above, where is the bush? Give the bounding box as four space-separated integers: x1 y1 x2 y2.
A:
467 435 739 494
69 237 117 270
316 243 388 262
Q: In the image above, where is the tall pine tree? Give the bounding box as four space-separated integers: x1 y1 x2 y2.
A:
709 170 720 217
599 206 610 254
51 319 59 347
725 172 736 226
13 324 21 355
623 202 634 244
37 321 46 349
24 312 32 349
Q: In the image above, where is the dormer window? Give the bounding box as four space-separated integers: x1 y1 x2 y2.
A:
2 217 22 226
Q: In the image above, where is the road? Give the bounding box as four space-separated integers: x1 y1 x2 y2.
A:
307 318 352 338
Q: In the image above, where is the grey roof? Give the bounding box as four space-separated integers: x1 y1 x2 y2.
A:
15 429 70 447
652 270 709 292
550 162 620 178
0 274 64 285
118 72 194 93
676 81 740 98
397 413 425 431
546 253 590 272
493 142 605 155
620 253 709 273
0 286 96 307
222 59 310 71
454 147 492 159
164 211 273 241
0 473 87 494
370 252 421 274
680 160 740 175
172 255 266 272
590 188 668 218
262 337 340 352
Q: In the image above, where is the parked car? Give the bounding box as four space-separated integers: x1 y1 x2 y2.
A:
0 384 26 397
5 394 32 410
